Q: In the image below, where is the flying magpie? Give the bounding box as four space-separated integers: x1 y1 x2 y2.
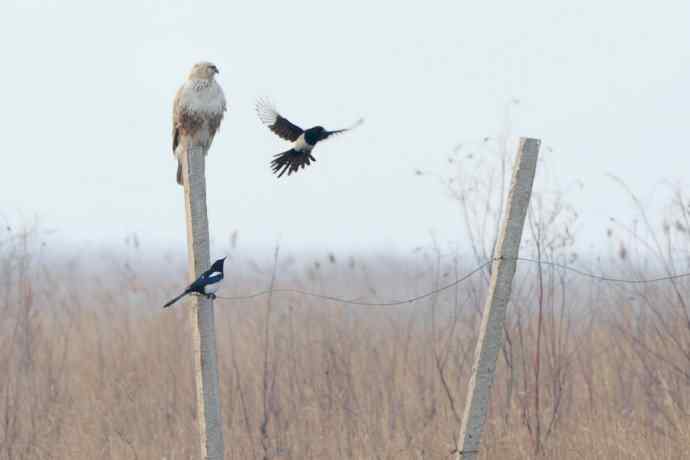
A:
256 99 363 178
163 257 227 308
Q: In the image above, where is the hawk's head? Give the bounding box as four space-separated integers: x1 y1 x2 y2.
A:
188 62 220 80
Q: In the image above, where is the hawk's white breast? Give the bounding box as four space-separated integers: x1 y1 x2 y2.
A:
180 80 226 115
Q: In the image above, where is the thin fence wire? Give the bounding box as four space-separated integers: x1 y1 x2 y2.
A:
514 257 690 284
217 262 491 306
215 257 690 307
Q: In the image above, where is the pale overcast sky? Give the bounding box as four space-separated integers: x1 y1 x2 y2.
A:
1 1 688 255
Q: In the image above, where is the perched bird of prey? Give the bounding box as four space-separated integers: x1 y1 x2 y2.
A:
172 62 227 185
256 99 363 178
163 257 227 308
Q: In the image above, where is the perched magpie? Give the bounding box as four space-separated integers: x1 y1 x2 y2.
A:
256 99 363 178
163 257 227 308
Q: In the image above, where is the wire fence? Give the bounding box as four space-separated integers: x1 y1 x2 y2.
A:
215 256 690 307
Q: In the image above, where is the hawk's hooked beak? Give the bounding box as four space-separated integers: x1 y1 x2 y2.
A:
212 66 220 74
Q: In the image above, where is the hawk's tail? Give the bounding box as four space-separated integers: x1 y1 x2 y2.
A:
163 290 189 308
270 149 316 178
176 161 183 186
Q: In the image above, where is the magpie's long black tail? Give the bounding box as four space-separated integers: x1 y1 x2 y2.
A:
271 149 316 178
163 290 189 308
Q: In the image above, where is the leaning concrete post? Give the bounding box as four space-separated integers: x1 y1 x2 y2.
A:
456 138 540 459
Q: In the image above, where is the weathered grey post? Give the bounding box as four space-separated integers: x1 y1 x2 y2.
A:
181 140 224 460
456 138 540 459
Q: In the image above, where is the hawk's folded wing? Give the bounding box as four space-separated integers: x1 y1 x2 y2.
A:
172 86 184 154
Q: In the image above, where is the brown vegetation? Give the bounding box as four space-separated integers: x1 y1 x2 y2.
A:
2 142 690 459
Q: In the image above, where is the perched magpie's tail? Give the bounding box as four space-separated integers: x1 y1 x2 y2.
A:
176 161 183 186
163 290 189 308
271 149 316 178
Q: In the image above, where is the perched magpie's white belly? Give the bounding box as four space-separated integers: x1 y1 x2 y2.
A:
204 283 220 294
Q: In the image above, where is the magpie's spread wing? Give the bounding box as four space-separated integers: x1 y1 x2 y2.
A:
321 118 365 141
256 99 304 142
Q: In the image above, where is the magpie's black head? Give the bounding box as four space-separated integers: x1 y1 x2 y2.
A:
210 257 227 273
305 126 327 144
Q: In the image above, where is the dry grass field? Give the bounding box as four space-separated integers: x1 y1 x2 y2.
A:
2 223 690 459
3 149 690 459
